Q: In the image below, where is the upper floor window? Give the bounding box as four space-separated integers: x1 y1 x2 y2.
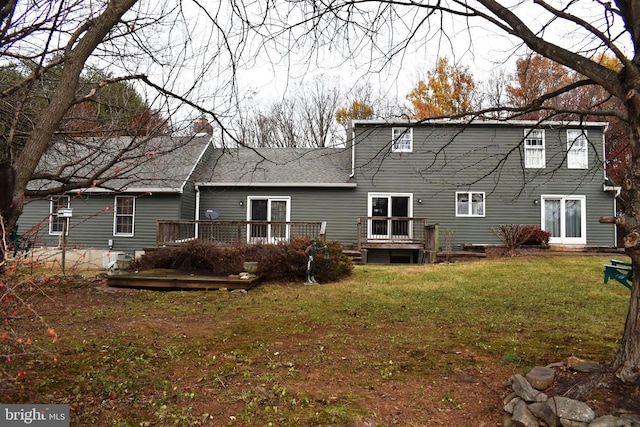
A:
524 129 545 168
391 127 412 153
114 196 135 236
49 196 70 235
567 129 588 169
456 191 485 217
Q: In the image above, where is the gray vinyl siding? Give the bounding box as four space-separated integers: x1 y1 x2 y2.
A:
199 187 361 244
19 193 184 253
352 122 616 247
179 184 197 220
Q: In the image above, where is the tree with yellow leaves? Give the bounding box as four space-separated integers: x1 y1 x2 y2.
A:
335 100 375 126
406 57 476 119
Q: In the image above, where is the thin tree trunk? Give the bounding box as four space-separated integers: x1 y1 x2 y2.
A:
611 251 640 383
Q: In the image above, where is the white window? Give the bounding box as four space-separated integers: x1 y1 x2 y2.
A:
247 196 290 243
114 196 135 236
49 196 70 235
367 193 413 239
567 129 588 169
456 192 485 217
524 129 545 168
391 127 413 153
542 195 586 245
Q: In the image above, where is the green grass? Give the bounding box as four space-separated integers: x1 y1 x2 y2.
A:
7 255 632 426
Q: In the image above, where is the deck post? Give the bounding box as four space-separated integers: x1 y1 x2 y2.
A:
423 224 439 264
356 217 362 252
319 221 327 241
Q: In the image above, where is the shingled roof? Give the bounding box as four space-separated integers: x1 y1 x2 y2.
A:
29 135 212 193
194 147 355 187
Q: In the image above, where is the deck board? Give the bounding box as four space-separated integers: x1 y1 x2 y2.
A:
107 272 262 290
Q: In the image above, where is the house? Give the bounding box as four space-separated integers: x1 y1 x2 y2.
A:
347 119 618 262
189 120 618 263
17 134 214 267
17 119 619 266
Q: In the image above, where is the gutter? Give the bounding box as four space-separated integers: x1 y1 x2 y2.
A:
603 183 621 197
195 182 357 188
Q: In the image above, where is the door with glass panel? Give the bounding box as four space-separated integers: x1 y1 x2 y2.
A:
542 196 586 245
249 198 289 243
368 194 412 240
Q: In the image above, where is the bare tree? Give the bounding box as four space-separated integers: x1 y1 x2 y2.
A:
237 77 343 147
2 0 640 393
0 0 245 257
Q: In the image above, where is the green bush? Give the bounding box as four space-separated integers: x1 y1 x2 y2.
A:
135 238 353 283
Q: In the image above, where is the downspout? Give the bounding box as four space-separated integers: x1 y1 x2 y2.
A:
350 121 355 178
600 122 622 246
195 184 200 239
601 122 621 197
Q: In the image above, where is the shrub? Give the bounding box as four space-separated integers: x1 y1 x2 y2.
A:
1 219 60 398
135 238 353 283
491 224 530 257
518 225 550 247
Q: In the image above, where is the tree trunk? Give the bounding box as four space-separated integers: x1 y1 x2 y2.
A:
609 114 640 384
5 0 137 234
610 254 640 383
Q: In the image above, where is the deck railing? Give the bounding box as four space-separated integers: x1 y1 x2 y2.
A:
356 217 437 248
157 220 326 246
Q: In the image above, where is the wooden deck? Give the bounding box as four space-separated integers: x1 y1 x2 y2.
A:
107 270 262 290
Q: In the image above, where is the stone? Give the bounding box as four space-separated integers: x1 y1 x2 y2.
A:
512 400 539 427
567 356 585 369
528 401 559 427
559 419 587 427
571 361 601 373
511 374 548 402
503 412 516 427
503 391 518 406
504 396 522 414
526 366 555 390
590 414 640 427
546 396 595 423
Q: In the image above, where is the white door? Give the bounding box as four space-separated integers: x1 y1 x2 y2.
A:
542 196 586 245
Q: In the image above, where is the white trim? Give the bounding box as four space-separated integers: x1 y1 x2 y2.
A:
195 182 356 188
541 195 586 245
524 128 545 169
566 129 588 169
351 119 609 128
246 196 292 243
455 191 486 217
75 187 182 193
367 192 414 240
391 127 413 153
48 195 70 235
113 195 135 237
179 138 214 193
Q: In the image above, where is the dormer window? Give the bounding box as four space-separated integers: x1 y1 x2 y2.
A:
524 129 545 168
391 127 413 153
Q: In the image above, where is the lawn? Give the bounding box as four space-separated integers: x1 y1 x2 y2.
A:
6 255 632 426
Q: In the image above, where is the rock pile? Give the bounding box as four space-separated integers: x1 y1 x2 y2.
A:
503 359 640 427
